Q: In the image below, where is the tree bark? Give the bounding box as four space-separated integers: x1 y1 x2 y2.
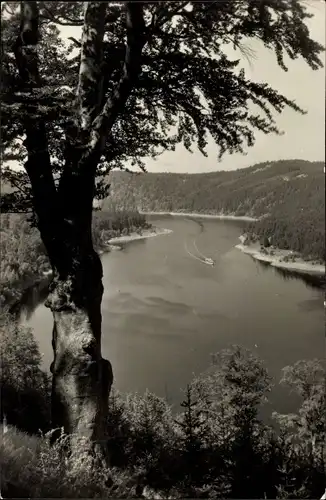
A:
12 2 113 453
13 1 145 455
45 242 113 452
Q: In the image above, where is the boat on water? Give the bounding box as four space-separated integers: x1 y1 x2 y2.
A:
204 257 214 266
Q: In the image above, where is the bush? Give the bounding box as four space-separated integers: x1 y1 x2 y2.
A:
0 426 141 498
0 324 325 499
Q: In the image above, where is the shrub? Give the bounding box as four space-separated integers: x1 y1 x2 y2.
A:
0 326 325 499
0 426 140 498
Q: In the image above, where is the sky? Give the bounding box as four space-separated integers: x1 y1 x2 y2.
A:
8 1 325 174
144 0 325 173
157 1 325 173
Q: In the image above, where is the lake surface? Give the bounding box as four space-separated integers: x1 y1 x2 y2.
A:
21 216 325 416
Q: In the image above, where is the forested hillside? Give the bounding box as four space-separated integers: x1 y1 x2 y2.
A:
0 211 150 309
105 159 325 260
105 160 324 216
2 160 324 261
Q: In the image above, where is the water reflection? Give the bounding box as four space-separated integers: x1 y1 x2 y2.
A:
13 250 324 323
245 253 325 291
11 276 51 321
18 217 324 416
271 266 325 291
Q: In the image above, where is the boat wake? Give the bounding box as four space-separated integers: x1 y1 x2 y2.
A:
184 240 215 266
193 239 208 260
193 239 216 265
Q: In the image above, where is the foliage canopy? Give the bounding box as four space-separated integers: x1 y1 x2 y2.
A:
1 0 324 212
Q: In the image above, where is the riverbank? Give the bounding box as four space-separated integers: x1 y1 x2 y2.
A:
139 210 258 222
4 226 172 312
1 211 153 312
6 273 52 316
236 240 325 277
107 227 173 245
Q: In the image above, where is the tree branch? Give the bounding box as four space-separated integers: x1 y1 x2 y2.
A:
76 2 107 131
68 36 81 48
39 3 120 27
2 2 17 16
39 4 84 26
13 1 61 265
88 1 146 155
5 178 30 196
60 2 145 227
151 2 189 30
57 2 108 224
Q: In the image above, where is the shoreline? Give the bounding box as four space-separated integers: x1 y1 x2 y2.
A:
107 227 173 245
6 226 170 312
6 272 52 315
139 210 258 222
236 241 325 277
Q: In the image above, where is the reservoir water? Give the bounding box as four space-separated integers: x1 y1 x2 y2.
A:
21 216 325 416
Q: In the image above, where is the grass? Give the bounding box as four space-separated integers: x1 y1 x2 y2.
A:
0 424 145 498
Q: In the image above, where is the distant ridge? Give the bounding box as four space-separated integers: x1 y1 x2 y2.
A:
1 159 324 261
104 159 324 217
104 159 325 261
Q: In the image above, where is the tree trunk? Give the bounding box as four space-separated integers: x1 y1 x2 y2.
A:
13 0 145 456
45 244 113 454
